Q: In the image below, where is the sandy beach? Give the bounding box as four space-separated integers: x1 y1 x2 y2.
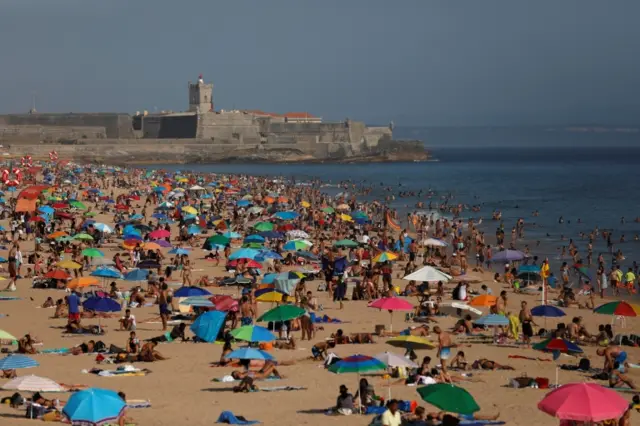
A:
0 164 636 426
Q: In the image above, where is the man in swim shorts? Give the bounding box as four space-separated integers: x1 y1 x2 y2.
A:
434 326 454 377
598 346 628 373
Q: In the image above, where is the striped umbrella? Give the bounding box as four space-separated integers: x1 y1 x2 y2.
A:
230 325 276 343
0 354 39 370
2 375 64 392
179 297 214 308
329 354 386 374
372 251 398 263
593 301 640 317
474 314 510 327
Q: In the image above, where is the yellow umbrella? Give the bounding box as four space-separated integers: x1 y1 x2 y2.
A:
340 214 353 222
56 260 82 270
300 201 311 208
373 251 399 263
256 291 284 303
386 335 436 350
67 276 100 289
182 206 198 215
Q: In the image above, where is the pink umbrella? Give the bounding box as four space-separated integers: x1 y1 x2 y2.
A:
149 229 171 239
211 295 239 312
538 383 629 422
368 297 414 332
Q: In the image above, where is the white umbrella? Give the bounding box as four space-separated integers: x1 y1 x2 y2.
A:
287 230 309 239
189 185 205 191
2 375 64 392
374 352 417 399
91 257 115 267
247 207 264 215
438 302 483 320
422 238 449 247
403 266 452 282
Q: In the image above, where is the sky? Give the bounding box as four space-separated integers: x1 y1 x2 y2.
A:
1 0 639 126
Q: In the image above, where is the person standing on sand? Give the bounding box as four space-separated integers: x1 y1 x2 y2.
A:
158 283 170 331
4 243 17 291
433 326 454 380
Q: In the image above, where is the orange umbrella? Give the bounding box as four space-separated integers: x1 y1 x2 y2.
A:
264 196 275 204
45 269 70 280
468 295 497 307
67 277 99 289
144 242 162 250
47 231 68 239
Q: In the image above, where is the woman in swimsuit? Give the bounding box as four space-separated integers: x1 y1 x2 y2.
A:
230 361 282 380
472 358 514 371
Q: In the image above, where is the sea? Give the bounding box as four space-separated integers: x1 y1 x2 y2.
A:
149 126 640 279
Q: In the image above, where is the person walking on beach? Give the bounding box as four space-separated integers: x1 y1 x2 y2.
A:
158 283 171 331
4 243 18 291
433 326 454 380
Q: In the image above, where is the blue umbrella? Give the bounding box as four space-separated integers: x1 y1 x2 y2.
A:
223 231 242 239
168 248 191 256
531 305 566 318
91 267 123 279
63 388 126 425
255 250 283 261
258 231 285 239
274 211 298 220
187 225 202 235
491 249 525 263
230 325 276 343
152 213 167 220
124 269 148 281
0 354 39 370
190 311 226 342
122 233 142 241
130 214 144 221
224 347 274 361
174 286 212 297
474 314 510 327
244 234 265 243
38 206 54 215
228 248 260 261
236 200 251 207
83 297 121 313
154 186 166 192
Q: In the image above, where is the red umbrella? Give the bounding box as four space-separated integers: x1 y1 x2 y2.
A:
115 204 129 210
55 212 73 219
128 195 140 200
52 202 69 209
45 269 70 280
149 230 171 239
227 259 262 269
210 295 239 312
278 224 295 231
29 216 45 223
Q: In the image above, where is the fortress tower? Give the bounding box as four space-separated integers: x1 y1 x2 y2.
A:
188 74 213 113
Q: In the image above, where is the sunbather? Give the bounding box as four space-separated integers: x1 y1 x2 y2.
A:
273 336 296 350
609 362 637 389
17 334 38 354
230 360 282 380
233 376 258 393
471 358 515 370
331 329 375 344
138 341 168 362
450 351 469 371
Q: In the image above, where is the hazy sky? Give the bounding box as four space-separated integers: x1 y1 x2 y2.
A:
1 0 639 125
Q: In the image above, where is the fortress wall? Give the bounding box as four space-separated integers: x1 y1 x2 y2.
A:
266 121 352 145
197 113 262 144
0 125 107 142
141 114 197 139
362 126 392 148
0 113 133 138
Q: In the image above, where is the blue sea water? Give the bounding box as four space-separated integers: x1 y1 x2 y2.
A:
151 134 640 278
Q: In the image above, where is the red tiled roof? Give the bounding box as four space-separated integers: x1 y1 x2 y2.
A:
283 112 315 118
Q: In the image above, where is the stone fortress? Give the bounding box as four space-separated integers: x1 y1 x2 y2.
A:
0 75 426 163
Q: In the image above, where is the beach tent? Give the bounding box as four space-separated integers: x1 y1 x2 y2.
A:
190 311 226 342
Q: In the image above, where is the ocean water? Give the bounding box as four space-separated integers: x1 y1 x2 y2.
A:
150 133 640 278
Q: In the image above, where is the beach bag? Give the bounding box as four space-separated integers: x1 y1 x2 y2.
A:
578 358 591 371
509 374 532 388
259 342 273 351
535 377 549 389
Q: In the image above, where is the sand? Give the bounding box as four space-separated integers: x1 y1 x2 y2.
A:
0 192 637 426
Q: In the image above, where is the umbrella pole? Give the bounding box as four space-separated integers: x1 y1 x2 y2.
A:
555 366 558 387
389 311 393 333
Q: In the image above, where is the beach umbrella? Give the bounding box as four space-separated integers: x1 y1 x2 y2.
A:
187 225 202 235
537 383 629 422
124 269 148 281
73 233 94 241
149 229 171 239
322 207 335 214
225 347 274 361
83 296 121 313
273 274 302 295
90 267 123 279
573 263 592 281
422 238 449 247
273 211 298 220
243 234 265 243
257 305 305 322
92 223 112 233
254 222 274 232
468 295 497 307
386 336 436 350
206 235 231 246
0 329 17 341
81 248 104 258
56 260 82 270
438 302 483 320
227 259 262 269
403 266 452 282
283 240 311 251
255 289 286 303
190 311 226 343
375 352 418 369
179 297 215 308
210 295 239 312
368 297 414 332
372 251 398 263
2 375 64 392
333 239 358 248
67 277 100 289
45 269 70 280
69 201 87 210
62 388 126 426
181 206 198 215
474 314 510 327
531 305 566 318
230 325 276 343
287 230 309 239
168 247 191 255
491 249 525 263
242 242 264 249
229 248 260 261
417 383 480 415
329 354 386 375
259 231 284 239
593 301 640 317
0 354 39 370
533 338 583 355
174 286 212 297
143 242 162 251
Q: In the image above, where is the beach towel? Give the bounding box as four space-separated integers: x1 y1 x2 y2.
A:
0 296 20 301
509 355 552 362
212 375 281 383
310 313 344 324
127 400 151 409
41 348 71 354
216 411 259 425
260 386 306 392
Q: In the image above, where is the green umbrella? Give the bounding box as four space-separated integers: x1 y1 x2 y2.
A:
321 207 335 214
333 239 358 248
253 222 274 232
242 242 264 249
83 212 97 217
417 383 480 415
257 305 305 323
229 325 276 343
81 248 104 258
56 236 74 243
206 235 230 245
73 233 94 241
69 201 87 210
